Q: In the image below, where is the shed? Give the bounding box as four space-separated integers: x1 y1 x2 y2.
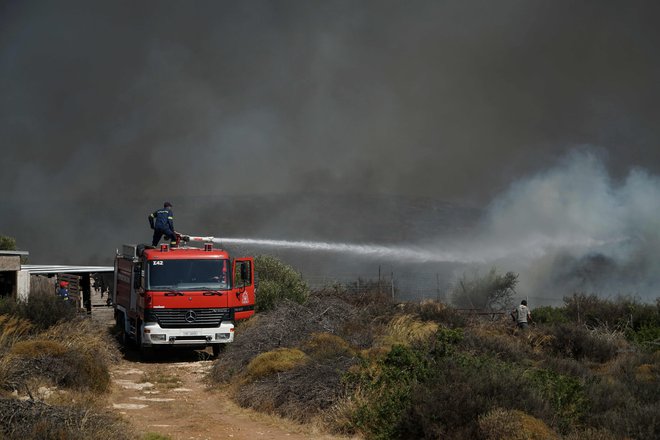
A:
0 250 29 299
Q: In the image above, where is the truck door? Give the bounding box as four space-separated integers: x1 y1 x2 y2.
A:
232 258 255 320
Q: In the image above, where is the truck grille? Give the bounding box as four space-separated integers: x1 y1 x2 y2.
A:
144 308 230 328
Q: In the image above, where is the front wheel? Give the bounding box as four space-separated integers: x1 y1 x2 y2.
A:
212 344 225 358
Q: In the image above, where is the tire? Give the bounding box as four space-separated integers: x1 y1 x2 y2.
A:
116 312 128 347
212 344 225 358
136 320 154 361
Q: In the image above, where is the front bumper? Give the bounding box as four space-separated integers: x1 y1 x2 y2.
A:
141 321 234 347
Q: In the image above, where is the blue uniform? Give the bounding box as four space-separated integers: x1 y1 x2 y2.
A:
149 207 176 246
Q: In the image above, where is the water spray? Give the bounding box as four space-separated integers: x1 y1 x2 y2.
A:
181 235 480 264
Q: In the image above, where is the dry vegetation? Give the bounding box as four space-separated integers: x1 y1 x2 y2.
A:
0 288 132 439
209 278 660 440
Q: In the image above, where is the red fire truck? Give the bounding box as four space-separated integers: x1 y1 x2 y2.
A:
112 239 254 357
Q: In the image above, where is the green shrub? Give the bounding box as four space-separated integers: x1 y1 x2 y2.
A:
525 368 589 432
627 323 660 351
532 306 569 324
348 328 463 439
398 354 550 440
254 255 309 312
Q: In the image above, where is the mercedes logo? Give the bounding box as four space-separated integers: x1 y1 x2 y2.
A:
184 310 197 323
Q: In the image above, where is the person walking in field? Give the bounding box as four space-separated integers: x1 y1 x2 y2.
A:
512 299 532 329
149 202 177 247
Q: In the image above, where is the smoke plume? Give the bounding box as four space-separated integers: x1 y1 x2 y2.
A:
464 150 660 301
1 2 660 302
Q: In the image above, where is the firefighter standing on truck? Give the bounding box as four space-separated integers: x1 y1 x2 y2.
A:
149 202 177 247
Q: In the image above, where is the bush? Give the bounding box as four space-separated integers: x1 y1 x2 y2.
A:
254 255 309 312
462 325 533 363
0 288 76 331
233 355 356 422
348 329 464 439
546 323 619 363
524 369 589 432
450 268 518 312
0 320 119 393
478 408 559 440
627 323 660 351
532 306 569 324
0 397 132 440
562 293 659 331
398 354 550 440
401 300 467 328
303 333 353 360
244 348 309 381
378 314 439 349
209 290 380 384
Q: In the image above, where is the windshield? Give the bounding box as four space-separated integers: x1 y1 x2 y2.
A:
147 259 230 290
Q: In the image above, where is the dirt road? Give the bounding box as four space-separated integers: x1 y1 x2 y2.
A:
109 350 349 440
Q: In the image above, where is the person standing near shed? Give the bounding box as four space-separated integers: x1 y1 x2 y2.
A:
149 202 177 247
57 281 70 301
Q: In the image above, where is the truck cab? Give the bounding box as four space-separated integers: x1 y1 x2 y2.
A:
113 242 254 357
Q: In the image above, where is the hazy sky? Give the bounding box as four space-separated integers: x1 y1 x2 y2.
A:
2 0 660 205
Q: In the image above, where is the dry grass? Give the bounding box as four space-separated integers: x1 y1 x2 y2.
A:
244 348 310 381
0 397 133 440
378 314 439 348
0 315 32 349
303 333 354 360
210 290 388 384
10 339 68 357
478 408 559 440
0 318 120 394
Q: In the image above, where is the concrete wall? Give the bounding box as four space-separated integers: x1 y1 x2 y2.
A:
17 270 30 302
0 255 20 271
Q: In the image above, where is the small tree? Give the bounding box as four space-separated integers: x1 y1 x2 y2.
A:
254 255 308 313
451 268 518 312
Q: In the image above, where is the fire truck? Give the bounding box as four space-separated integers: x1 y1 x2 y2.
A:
112 237 255 357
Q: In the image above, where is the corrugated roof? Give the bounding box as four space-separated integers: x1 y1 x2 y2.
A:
0 250 29 256
20 264 113 274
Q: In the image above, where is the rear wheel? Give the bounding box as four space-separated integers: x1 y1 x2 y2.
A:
116 312 127 347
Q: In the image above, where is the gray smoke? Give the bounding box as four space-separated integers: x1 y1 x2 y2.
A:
462 150 660 301
1 1 660 301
